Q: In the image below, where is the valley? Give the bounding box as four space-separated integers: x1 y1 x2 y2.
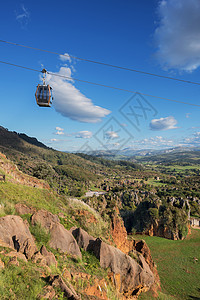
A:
0 126 199 299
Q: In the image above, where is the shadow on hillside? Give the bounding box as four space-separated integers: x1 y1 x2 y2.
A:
189 289 200 300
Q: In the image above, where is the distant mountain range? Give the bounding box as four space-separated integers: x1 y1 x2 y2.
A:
1 125 200 167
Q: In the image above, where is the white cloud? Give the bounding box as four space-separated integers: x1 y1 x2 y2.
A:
16 4 30 27
56 127 64 131
181 132 200 146
75 131 93 139
154 0 200 71
59 53 72 63
130 136 176 149
150 116 178 131
105 131 119 139
55 131 65 135
186 113 191 119
46 67 110 123
50 138 59 142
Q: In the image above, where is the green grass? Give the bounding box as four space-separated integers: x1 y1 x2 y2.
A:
0 258 46 300
0 181 62 214
133 177 166 187
137 229 200 300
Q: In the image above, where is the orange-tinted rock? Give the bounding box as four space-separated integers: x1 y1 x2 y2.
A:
84 278 108 299
76 209 97 223
89 238 154 297
110 212 161 296
132 239 161 296
110 213 133 254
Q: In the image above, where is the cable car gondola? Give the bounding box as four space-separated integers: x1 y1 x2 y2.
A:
35 68 53 107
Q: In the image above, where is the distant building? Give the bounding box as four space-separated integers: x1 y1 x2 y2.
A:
190 217 200 227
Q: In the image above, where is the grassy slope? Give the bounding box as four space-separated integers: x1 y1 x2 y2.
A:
0 179 119 299
137 229 200 300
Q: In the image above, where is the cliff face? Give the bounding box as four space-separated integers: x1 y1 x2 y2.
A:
145 219 191 240
110 210 161 297
0 152 49 189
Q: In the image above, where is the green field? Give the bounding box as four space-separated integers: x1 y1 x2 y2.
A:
146 163 200 173
137 229 200 300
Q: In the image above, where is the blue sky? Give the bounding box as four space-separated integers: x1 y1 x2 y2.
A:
1 0 200 152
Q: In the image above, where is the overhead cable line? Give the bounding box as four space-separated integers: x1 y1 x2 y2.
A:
0 39 200 86
0 59 200 108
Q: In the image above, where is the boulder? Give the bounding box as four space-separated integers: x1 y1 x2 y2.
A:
40 245 57 267
31 210 60 230
70 227 95 251
49 275 81 300
89 238 154 297
0 215 37 259
49 223 82 258
6 251 27 262
32 246 57 267
15 203 36 215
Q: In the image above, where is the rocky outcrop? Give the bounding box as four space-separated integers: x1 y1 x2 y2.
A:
33 245 57 267
31 209 82 258
6 251 28 263
49 223 82 258
90 238 154 297
110 213 161 296
15 203 36 215
110 212 133 254
0 215 37 259
72 227 154 297
0 208 157 298
146 220 180 240
84 278 108 299
0 152 49 189
132 239 160 296
70 227 95 251
31 210 60 230
49 275 81 300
